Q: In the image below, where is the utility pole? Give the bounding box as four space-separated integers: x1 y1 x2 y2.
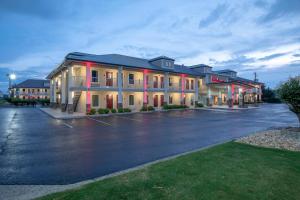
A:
254 72 258 82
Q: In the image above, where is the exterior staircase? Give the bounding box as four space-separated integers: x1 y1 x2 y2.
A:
73 91 81 112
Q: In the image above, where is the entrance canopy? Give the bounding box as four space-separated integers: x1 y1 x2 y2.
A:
207 80 257 89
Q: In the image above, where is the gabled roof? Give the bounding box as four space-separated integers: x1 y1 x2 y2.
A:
190 64 212 69
13 79 50 89
230 76 263 85
214 69 237 73
149 56 175 62
60 52 202 76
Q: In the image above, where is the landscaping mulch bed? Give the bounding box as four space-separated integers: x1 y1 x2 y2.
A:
237 127 300 152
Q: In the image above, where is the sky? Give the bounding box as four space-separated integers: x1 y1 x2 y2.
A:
0 0 300 93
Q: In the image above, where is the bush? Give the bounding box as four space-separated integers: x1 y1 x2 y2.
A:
196 102 204 107
88 108 96 115
111 108 117 113
118 108 124 113
163 104 188 110
140 106 148 111
98 108 109 114
147 106 155 111
123 108 131 112
9 98 37 106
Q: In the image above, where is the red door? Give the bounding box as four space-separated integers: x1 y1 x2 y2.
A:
160 95 164 106
106 95 113 109
154 95 158 107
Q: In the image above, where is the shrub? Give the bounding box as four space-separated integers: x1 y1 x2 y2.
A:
88 108 96 115
118 108 124 113
163 104 188 110
140 106 148 111
111 108 117 113
147 106 155 111
123 108 131 112
196 102 204 107
277 77 300 124
98 108 109 114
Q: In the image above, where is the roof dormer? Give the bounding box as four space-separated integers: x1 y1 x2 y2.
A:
149 56 175 69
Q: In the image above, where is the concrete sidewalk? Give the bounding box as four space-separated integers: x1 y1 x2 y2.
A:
39 107 85 119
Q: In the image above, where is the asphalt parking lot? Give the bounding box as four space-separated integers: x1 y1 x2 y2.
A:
0 104 298 185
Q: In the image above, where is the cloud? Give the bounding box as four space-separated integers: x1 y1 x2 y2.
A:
199 4 228 28
258 53 289 61
259 0 300 23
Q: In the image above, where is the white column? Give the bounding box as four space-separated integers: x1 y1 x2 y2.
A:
258 85 262 102
61 71 66 105
67 66 73 113
86 63 91 112
180 75 185 105
195 77 199 104
164 72 169 105
117 66 123 108
50 79 55 104
143 70 148 106
207 86 212 106
218 89 222 105
227 84 233 108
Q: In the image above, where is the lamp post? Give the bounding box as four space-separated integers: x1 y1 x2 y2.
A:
7 73 16 98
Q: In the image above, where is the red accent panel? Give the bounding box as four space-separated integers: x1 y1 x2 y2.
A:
211 75 225 83
143 69 148 104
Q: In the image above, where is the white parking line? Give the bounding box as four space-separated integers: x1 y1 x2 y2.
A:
63 122 73 128
87 117 112 126
116 116 142 122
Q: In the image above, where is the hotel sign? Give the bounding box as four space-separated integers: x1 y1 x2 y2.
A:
211 75 226 83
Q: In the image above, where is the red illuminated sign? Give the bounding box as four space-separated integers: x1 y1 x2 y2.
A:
211 75 225 83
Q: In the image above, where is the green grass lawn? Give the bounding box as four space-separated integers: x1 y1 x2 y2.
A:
38 142 300 200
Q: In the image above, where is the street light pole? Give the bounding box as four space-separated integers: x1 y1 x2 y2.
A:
7 73 16 98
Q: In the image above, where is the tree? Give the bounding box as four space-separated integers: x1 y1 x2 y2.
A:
261 85 281 103
277 77 300 124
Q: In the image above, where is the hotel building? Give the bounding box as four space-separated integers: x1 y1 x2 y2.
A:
47 52 263 114
11 79 50 99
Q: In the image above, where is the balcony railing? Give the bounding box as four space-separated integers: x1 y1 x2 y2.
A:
91 78 118 88
169 83 181 90
71 76 197 92
73 76 86 87
125 79 143 89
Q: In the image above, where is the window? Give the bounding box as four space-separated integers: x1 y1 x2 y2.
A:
92 95 99 107
153 76 158 88
169 77 172 86
45 89 47 92
23 89 25 92
128 74 134 84
129 95 134 105
92 70 98 82
185 79 189 90
191 80 194 90
160 77 164 88
169 95 173 104
38 89 40 92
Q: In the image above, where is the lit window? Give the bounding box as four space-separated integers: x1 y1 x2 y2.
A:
129 74 134 84
129 95 134 105
92 95 99 107
92 70 98 82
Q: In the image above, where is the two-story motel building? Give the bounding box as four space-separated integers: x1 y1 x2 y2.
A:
11 79 50 99
47 52 263 114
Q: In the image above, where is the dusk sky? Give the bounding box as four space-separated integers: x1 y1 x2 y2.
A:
1 0 300 93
